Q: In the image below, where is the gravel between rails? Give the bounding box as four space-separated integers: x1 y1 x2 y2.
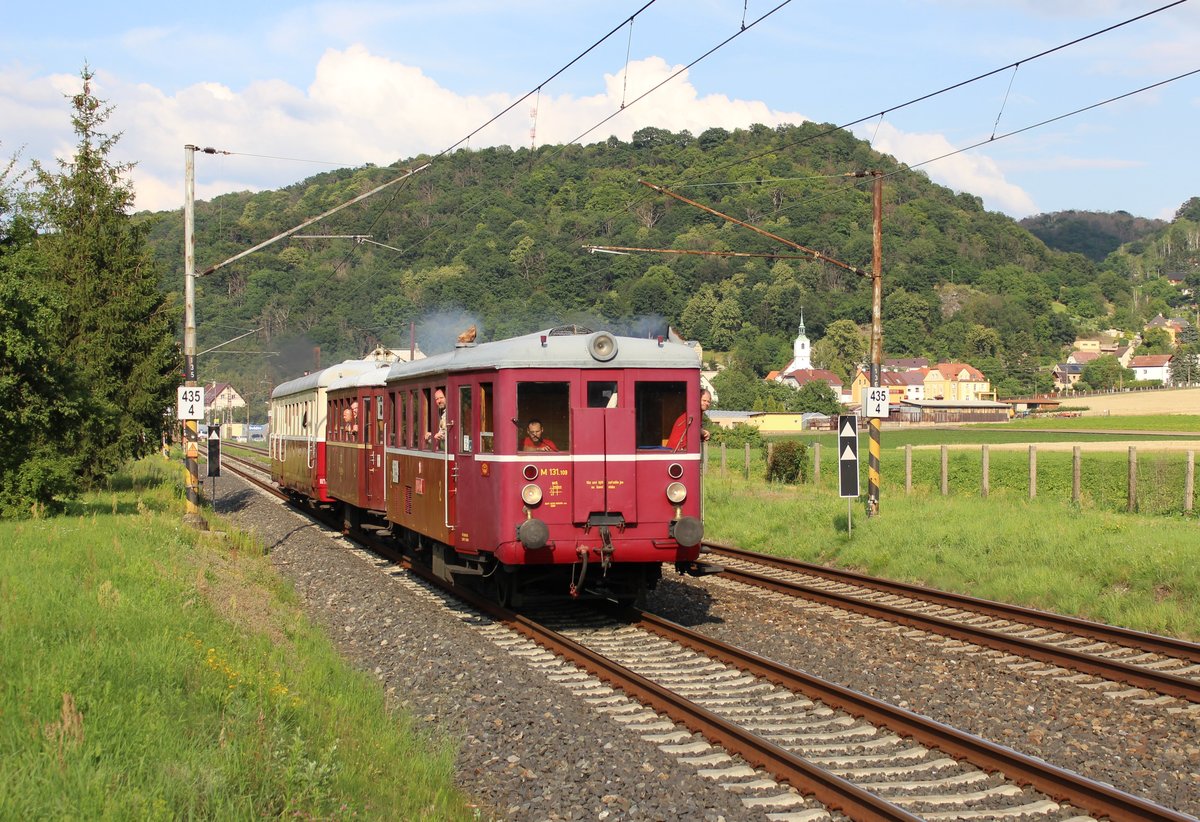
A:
212 476 772 821
648 574 1200 818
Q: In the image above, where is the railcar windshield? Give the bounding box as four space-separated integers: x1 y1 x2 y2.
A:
587 380 618 408
635 381 687 450
517 382 569 452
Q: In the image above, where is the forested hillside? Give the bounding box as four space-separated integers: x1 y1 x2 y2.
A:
139 123 1195 403
1020 210 1165 262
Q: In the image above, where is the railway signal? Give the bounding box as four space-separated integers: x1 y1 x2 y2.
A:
838 415 860 535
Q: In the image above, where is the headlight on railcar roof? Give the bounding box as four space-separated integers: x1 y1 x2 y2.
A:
521 483 543 506
665 481 687 504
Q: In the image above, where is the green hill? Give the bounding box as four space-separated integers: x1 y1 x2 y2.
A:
137 124 1192 402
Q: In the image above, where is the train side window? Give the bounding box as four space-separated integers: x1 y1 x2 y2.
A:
407 390 417 448
479 382 494 453
587 380 618 408
517 382 570 452
635 381 686 449
387 393 396 447
375 394 385 445
395 392 405 448
458 386 472 453
420 388 431 449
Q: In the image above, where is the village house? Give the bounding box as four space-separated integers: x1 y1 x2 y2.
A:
1145 314 1192 346
204 382 246 422
1130 353 1174 385
849 369 908 408
1052 362 1084 390
923 363 991 402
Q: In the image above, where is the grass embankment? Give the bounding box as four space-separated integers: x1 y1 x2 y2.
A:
983 413 1200 433
0 459 473 820
703 449 1200 641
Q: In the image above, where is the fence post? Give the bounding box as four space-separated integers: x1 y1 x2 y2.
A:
981 444 989 498
940 445 949 496
744 443 750 479
813 442 821 485
766 441 773 473
1072 446 1081 505
1128 446 1137 513
1186 450 1195 514
905 444 912 495
1028 444 1037 500
703 442 709 472
720 443 727 471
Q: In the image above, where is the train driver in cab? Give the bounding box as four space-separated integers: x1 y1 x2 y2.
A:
667 388 712 451
521 419 558 452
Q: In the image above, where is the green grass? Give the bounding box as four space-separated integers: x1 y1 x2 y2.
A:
0 459 474 820
703 463 1200 641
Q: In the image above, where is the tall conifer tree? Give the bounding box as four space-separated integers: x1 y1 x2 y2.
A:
32 66 179 486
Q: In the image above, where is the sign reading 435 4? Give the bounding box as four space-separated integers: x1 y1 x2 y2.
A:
177 386 205 420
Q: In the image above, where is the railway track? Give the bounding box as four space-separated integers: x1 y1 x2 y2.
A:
703 543 1200 706
216 457 1192 820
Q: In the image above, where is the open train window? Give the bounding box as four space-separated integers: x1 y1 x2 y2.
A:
635 381 686 449
479 382 494 454
516 382 569 452
420 388 432 449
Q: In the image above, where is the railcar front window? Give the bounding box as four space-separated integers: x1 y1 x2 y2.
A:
517 382 569 452
635 381 686 449
587 380 618 408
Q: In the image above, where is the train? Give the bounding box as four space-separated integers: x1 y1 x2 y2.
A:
268 325 715 605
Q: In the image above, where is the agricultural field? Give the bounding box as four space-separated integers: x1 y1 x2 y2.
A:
702 412 1200 640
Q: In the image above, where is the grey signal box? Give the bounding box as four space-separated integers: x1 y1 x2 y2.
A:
837 415 859 498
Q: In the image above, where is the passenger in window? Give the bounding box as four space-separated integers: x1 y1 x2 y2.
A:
428 388 448 447
667 389 712 451
521 419 558 452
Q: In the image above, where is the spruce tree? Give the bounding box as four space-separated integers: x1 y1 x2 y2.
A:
31 66 180 486
0 151 85 515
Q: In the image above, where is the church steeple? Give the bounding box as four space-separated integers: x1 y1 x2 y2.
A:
792 308 811 370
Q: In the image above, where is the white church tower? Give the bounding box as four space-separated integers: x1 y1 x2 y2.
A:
790 310 812 372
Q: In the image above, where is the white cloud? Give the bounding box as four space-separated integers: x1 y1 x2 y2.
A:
3 50 817 213
864 122 1038 217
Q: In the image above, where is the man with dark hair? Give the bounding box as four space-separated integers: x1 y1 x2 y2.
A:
522 419 558 451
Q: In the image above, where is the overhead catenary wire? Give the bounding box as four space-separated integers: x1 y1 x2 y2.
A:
612 0 1195 267
322 0 795 315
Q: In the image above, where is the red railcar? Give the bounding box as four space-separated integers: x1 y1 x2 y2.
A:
373 327 711 604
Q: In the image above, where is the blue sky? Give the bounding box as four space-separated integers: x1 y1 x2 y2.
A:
2 0 1197 220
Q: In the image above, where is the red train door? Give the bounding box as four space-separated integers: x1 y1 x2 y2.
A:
571 374 638 524
364 394 385 510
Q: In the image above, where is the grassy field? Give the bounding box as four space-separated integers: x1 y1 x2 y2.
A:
0 459 475 820
984 413 1200 433
702 414 1200 640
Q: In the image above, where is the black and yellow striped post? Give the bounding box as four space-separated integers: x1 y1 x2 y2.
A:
868 397 881 516
866 171 883 517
